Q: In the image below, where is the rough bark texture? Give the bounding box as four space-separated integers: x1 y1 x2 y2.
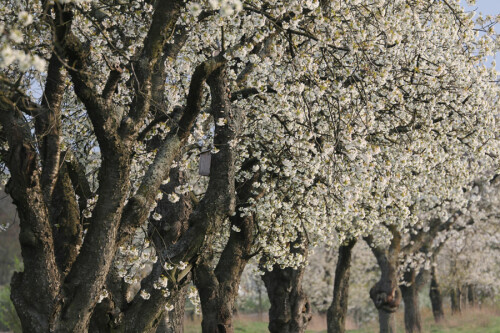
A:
194 203 256 333
327 239 357 333
0 0 235 330
429 265 444 323
400 268 422 333
2 86 61 333
195 259 237 333
156 285 188 333
193 66 258 333
369 252 401 314
50 160 82 277
262 243 312 333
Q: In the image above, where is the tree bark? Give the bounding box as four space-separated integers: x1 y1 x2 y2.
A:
261 243 312 333
194 259 236 333
0 1 239 331
367 229 402 333
429 265 444 323
156 285 188 333
327 239 357 333
194 184 259 333
191 66 254 333
400 268 422 333
378 310 396 333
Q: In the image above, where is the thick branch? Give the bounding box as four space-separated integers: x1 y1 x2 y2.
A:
120 0 184 137
160 64 239 264
118 55 225 245
117 168 192 332
36 53 66 202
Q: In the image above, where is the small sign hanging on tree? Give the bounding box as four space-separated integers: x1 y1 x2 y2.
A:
199 150 211 176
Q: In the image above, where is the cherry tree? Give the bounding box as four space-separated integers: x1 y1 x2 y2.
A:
1 1 499 333
1 0 256 331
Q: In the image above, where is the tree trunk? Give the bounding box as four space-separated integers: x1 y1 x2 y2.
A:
460 286 467 310
467 284 476 308
400 268 422 333
450 288 461 314
195 259 237 333
261 243 312 333
429 266 444 323
258 286 263 321
194 205 256 333
193 100 259 333
327 239 357 333
367 231 402 333
378 310 396 333
156 285 188 333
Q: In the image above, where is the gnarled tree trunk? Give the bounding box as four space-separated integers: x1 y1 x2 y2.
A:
193 175 260 333
327 239 357 333
367 229 402 333
193 207 257 333
192 66 256 333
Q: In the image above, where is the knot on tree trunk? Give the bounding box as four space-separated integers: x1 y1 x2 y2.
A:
370 282 401 313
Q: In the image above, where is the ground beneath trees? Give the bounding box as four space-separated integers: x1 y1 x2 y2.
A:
184 306 500 332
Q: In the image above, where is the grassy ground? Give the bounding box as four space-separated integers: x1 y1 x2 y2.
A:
184 319 269 333
184 307 500 332
348 307 500 333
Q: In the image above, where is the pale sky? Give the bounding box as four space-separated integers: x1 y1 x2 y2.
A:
464 0 500 13
462 0 500 70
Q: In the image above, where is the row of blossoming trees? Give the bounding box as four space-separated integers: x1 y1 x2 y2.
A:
0 0 499 332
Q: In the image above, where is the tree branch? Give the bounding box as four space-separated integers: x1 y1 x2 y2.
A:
0 97 60 331
118 55 226 245
36 53 66 202
120 0 184 137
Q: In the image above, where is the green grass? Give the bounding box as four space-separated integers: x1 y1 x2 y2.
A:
344 307 500 333
185 307 500 332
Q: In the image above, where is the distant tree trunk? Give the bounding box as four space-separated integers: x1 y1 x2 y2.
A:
258 285 263 321
450 288 461 314
156 285 188 333
467 284 476 307
400 268 422 333
262 240 312 333
460 286 467 310
429 265 444 322
378 310 396 333
327 239 357 333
